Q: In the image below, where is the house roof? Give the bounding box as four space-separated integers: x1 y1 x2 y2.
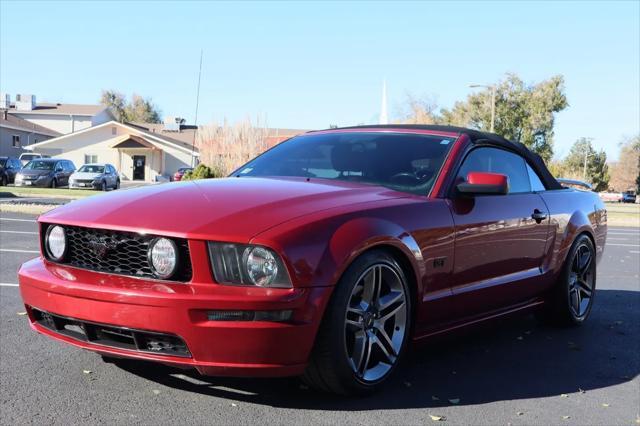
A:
127 122 198 149
8 103 108 116
24 121 199 156
0 112 62 137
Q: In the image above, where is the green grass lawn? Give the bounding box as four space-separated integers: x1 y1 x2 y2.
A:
0 186 97 198
604 202 640 227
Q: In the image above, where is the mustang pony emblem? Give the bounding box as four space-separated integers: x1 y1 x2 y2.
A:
87 237 119 259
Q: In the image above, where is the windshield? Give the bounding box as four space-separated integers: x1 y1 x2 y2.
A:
23 160 54 171
20 154 38 161
0 159 6 167
233 132 457 195
79 165 104 173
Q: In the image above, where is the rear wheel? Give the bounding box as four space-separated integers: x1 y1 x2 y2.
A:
0 175 7 186
538 234 596 326
114 179 120 190
303 250 411 395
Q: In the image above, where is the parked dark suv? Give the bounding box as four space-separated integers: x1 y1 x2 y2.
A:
0 156 22 186
15 159 76 188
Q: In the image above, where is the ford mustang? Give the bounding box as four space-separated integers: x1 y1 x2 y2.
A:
18 125 607 395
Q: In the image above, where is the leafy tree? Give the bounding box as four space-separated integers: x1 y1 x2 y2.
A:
404 74 568 162
563 137 610 191
99 90 162 123
125 94 162 123
609 134 640 192
100 90 127 122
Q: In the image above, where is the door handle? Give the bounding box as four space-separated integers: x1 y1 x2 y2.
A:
531 209 547 223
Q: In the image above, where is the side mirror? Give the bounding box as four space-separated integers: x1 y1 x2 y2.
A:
457 172 509 195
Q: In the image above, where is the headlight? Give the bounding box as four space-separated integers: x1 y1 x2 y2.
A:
148 237 178 279
45 225 67 261
208 243 292 288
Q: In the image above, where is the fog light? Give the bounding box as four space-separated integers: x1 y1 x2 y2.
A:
207 310 292 322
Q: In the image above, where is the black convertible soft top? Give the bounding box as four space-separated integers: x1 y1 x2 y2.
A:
315 125 563 190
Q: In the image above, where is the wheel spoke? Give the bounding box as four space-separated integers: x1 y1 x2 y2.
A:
570 287 581 316
577 279 592 297
578 249 592 277
346 318 362 331
380 301 405 323
350 330 368 374
378 290 403 312
358 332 374 376
374 323 397 358
373 333 396 364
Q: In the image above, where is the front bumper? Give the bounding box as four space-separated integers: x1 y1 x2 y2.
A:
14 178 50 187
18 257 333 377
69 182 99 189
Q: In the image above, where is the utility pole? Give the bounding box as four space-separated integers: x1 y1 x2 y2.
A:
469 84 496 132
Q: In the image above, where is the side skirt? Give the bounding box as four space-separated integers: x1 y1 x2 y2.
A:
412 298 545 342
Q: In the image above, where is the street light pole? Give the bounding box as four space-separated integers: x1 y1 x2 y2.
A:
469 84 496 133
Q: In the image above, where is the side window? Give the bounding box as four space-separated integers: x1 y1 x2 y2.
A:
526 164 546 192
457 147 531 194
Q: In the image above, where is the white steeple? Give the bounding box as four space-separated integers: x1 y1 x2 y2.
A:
379 79 388 125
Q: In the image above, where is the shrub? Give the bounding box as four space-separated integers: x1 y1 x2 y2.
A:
181 163 224 180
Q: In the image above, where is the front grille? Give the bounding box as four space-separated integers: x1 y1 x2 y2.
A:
31 308 191 357
42 223 192 282
75 179 94 184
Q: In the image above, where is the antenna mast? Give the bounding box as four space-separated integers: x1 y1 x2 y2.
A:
191 49 203 167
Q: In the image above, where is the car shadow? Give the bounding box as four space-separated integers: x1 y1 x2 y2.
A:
115 289 639 410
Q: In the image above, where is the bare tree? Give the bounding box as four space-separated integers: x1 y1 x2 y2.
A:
196 117 270 175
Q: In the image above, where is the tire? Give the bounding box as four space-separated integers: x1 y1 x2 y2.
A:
114 180 120 190
537 234 596 326
0 175 7 186
101 181 107 191
50 178 57 189
303 249 412 395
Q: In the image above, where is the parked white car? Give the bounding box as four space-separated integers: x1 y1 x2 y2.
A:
69 163 120 191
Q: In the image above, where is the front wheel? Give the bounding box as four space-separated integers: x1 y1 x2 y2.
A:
101 181 107 191
50 178 57 189
303 250 411 395
538 234 596 326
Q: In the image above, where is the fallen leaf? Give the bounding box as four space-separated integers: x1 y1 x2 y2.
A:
82 370 92 374
152 389 161 395
560 394 569 398
516 412 524 416
16 312 27 316
578 388 585 394
448 398 460 404
602 403 610 407
562 416 571 420
429 415 445 421
231 403 238 407
431 395 440 401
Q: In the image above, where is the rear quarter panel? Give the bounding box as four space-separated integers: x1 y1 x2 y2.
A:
538 189 607 278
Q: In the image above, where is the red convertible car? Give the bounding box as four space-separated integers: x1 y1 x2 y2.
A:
18 125 607 395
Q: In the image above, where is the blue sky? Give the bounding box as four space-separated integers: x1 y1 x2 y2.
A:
1 1 638 160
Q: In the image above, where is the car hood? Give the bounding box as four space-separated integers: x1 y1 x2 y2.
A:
19 169 52 177
71 172 102 180
40 177 407 241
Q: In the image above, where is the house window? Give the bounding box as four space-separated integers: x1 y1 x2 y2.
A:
12 135 20 148
111 127 117 135
84 154 98 164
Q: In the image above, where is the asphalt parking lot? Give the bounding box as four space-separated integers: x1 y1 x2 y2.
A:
1 212 638 425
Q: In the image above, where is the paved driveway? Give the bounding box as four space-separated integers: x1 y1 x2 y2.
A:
1 213 638 425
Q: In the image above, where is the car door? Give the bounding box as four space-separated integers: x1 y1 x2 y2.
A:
108 165 117 187
447 146 550 317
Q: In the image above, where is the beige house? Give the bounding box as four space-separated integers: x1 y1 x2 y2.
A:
25 121 199 182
